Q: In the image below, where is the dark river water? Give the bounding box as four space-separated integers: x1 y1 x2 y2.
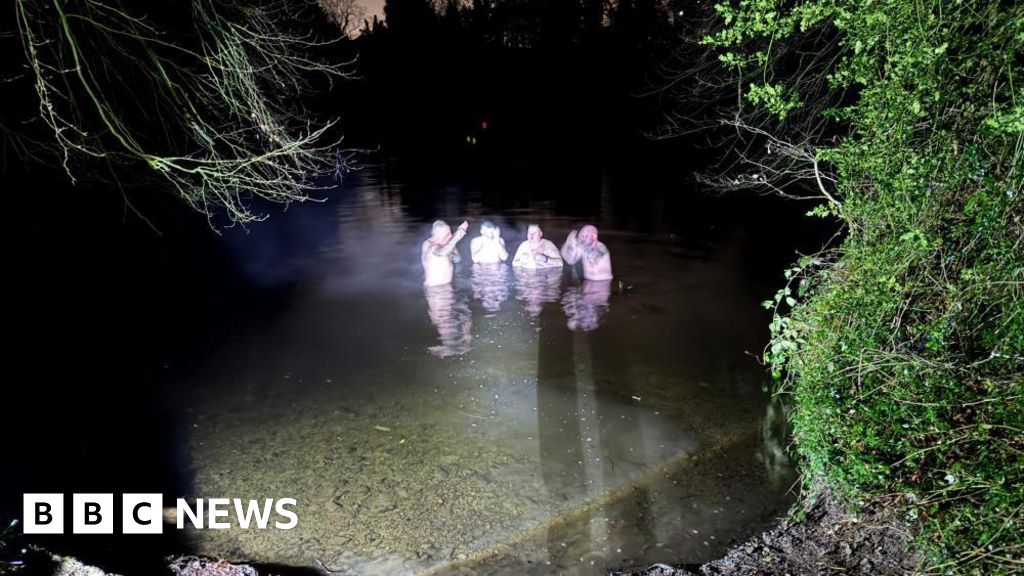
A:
3 149 820 575
171 154 803 574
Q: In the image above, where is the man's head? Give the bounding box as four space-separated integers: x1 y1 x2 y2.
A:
579 225 599 247
527 224 542 243
431 220 452 243
481 220 497 239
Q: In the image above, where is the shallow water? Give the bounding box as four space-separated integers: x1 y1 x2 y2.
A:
173 163 798 574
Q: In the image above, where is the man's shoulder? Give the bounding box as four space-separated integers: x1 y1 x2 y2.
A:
423 239 440 255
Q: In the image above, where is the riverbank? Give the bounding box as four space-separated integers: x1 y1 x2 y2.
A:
619 486 919 576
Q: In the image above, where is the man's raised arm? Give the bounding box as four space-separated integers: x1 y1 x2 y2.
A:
561 229 581 264
436 221 469 257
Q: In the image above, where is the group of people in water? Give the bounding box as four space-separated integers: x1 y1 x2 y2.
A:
421 220 615 356
422 220 613 286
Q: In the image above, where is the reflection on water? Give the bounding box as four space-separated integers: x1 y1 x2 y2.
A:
470 263 511 313
177 166 797 575
561 279 612 332
513 267 562 317
759 394 794 490
424 283 473 357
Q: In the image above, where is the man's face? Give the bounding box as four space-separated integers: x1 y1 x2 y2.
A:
434 224 452 243
579 226 598 246
483 226 496 239
528 227 542 243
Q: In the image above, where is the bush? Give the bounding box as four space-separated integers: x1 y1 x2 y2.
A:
704 1 1023 573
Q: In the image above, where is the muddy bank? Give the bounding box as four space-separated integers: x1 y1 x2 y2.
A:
615 487 920 576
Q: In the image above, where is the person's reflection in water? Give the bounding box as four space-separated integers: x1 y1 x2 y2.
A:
423 283 472 357
562 278 612 332
513 266 562 317
470 263 510 313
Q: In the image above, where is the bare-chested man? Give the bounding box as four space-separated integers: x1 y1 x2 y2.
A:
422 219 469 287
560 224 612 281
512 224 563 269
470 221 509 264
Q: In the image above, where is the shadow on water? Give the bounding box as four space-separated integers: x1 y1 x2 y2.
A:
535 297 589 565
2 175 195 574
535 287 663 570
0 170 348 574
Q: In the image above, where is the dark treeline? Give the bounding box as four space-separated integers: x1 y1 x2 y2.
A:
315 0 709 160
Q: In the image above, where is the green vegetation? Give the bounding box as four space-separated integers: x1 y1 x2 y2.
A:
703 1 1023 573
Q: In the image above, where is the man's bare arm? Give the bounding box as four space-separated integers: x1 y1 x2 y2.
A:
561 230 581 264
512 242 531 266
435 221 469 257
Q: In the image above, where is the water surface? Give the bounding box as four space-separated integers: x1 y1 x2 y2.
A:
173 162 798 574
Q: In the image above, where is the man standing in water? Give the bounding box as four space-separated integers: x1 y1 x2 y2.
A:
469 220 509 264
512 224 563 269
422 219 469 286
561 224 613 281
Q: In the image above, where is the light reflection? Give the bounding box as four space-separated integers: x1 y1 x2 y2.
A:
424 282 473 357
561 279 612 332
513 266 562 317
470 263 511 312
759 394 794 489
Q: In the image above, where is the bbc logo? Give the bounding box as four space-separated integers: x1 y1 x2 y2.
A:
23 494 163 534
24 494 299 533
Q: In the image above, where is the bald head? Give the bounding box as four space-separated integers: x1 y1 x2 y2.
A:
579 225 599 246
431 220 452 242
